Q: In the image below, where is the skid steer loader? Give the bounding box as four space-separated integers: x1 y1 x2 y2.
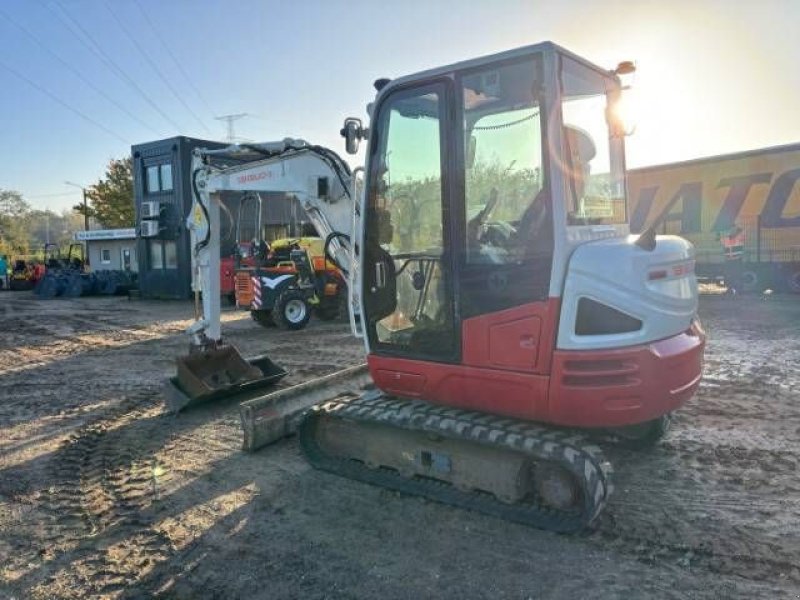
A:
246 237 346 329
171 42 705 531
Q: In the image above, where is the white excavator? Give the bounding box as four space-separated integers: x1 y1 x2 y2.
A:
170 42 705 532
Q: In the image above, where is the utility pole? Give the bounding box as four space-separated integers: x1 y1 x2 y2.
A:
65 181 89 231
65 181 90 266
215 113 249 142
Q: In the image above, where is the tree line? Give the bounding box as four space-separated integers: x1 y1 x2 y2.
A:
0 157 134 259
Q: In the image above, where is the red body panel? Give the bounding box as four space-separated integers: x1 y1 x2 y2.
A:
221 256 237 295
221 248 259 296
367 302 705 429
461 299 559 375
547 320 705 427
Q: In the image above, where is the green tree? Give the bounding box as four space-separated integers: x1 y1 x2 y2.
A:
0 190 32 256
77 157 135 228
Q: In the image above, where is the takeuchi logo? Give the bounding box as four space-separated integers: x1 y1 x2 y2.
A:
237 171 272 184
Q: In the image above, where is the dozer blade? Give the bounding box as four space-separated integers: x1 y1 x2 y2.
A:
165 345 288 413
239 363 371 452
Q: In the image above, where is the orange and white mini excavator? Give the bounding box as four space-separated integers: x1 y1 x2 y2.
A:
175 42 705 532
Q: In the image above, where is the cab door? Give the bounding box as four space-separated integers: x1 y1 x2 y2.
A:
362 81 457 363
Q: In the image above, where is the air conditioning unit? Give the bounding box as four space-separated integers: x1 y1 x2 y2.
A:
140 220 160 238
141 200 161 219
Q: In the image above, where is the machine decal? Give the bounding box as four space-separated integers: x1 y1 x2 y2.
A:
260 274 294 289
237 171 272 184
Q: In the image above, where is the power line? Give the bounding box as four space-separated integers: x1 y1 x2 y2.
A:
105 1 213 136
0 5 161 136
45 0 185 134
131 0 216 120
0 59 130 144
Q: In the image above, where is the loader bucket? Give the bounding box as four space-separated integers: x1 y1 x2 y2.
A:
166 345 287 413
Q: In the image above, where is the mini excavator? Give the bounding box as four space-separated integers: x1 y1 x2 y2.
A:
172 42 705 531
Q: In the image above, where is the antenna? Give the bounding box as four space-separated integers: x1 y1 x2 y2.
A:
214 113 249 142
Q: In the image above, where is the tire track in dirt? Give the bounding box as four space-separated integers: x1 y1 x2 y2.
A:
604 296 800 587
0 383 154 453
595 513 800 585
0 326 186 376
27 389 177 599
592 431 800 586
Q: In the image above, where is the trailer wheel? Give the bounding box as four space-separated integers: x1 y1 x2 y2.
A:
736 269 760 293
274 289 311 330
251 309 276 328
787 269 800 294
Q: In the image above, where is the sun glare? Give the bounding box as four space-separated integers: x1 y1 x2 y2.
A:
613 88 639 137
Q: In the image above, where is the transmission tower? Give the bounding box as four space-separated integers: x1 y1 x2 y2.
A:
214 113 249 142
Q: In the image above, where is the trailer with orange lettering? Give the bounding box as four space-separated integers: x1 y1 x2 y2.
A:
628 143 800 292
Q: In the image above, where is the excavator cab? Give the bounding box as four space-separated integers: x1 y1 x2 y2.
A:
360 46 627 365
357 43 701 430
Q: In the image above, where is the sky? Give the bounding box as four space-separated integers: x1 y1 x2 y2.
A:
1 0 798 214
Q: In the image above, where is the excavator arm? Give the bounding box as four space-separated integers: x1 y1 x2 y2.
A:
166 138 368 413
186 138 360 348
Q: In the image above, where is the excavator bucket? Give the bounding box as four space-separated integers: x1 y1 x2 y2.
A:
165 345 288 413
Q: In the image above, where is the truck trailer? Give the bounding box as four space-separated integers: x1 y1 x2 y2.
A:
628 142 800 292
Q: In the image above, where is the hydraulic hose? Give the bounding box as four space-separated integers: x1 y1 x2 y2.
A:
324 231 351 277
192 168 210 254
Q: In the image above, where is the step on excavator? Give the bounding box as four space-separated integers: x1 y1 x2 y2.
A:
171 42 705 531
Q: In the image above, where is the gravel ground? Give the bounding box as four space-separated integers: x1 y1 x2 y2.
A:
0 290 798 599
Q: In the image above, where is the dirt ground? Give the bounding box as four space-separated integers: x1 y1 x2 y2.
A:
1 289 799 599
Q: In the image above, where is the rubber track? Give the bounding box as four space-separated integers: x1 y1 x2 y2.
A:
299 391 614 533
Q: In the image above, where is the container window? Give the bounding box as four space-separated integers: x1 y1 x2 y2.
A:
150 241 164 269
160 164 173 191
146 166 160 193
164 241 178 269
145 162 174 194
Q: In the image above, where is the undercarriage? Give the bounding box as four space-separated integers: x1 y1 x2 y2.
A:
299 391 613 532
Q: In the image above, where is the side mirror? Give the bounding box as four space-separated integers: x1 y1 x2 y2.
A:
341 118 367 155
